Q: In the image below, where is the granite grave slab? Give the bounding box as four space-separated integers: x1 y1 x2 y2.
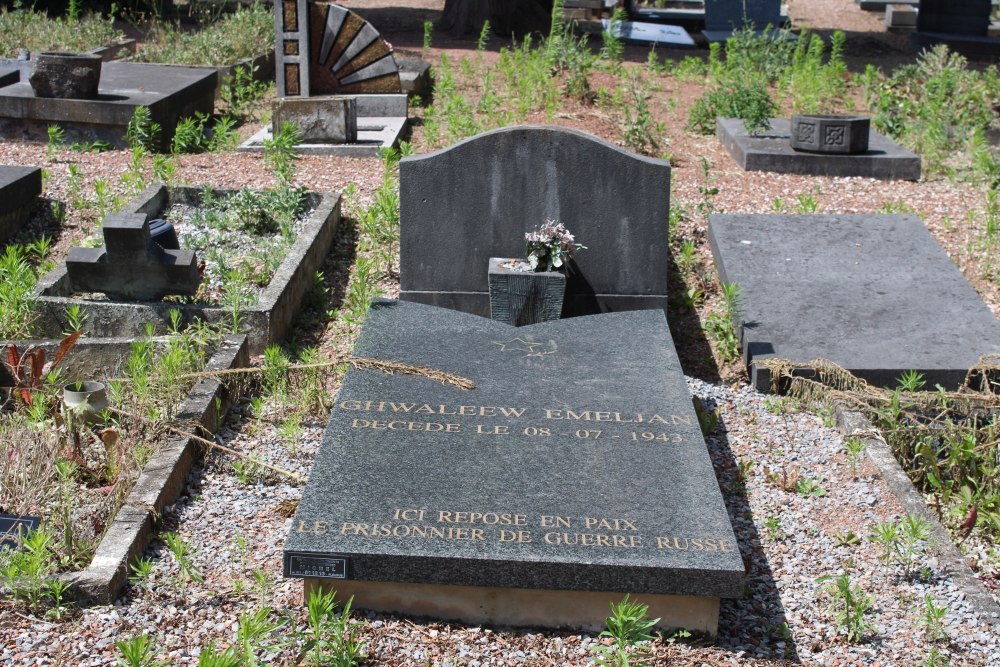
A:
284 300 744 633
0 165 42 242
708 214 1000 391
0 62 217 152
717 117 921 181
399 126 671 318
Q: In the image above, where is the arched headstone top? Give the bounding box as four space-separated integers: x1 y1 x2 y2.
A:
399 125 672 318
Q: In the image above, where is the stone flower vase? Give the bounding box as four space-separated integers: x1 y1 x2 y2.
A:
789 114 871 155
488 257 566 327
63 380 108 423
29 52 102 99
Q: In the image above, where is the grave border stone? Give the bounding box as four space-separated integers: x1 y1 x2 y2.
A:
33 184 341 354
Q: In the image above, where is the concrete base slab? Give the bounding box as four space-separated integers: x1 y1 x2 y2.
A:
0 62 217 152
0 165 41 242
238 116 407 157
718 117 921 181
708 213 1000 391
305 578 721 634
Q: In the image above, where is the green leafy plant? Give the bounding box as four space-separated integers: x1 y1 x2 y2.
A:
163 531 204 586
818 572 874 643
843 436 867 473
126 107 161 153
235 607 288 667
301 587 367 667
688 78 776 136
592 595 659 667
703 281 742 363
263 122 303 186
922 594 948 642
47 124 64 160
869 513 932 577
795 477 827 498
115 633 165 667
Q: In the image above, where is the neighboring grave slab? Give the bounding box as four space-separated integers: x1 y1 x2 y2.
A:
0 165 42 242
708 214 1000 391
273 95 358 143
65 213 200 300
717 117 921 181
0 62 216 152
284 300 744 633
399 126 671 318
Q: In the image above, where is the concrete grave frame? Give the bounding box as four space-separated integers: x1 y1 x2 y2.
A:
0 334 248 604
399 125 672 318
34 184 341 354
0 62 217 152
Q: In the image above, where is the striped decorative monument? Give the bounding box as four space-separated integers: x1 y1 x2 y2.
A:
275 1 401 97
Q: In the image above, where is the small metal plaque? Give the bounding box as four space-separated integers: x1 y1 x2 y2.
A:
0 513 41 550
287 554 348 579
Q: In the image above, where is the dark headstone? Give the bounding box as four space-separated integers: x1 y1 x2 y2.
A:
0 514 41 551
284 300 744 631
0 165 42 242
718 117 921 181
65 213 200 300
708 214 1000 391
703 0 781 41
399 126 671 318
917 0 989 35
28 52 102 99
0 62 217 152
913 0 1000 56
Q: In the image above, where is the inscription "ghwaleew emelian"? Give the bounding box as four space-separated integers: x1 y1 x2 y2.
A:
338 399 693 444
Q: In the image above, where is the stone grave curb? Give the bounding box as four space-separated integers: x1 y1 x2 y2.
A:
90 40 138 62
34 184 341 354
60 334 249 605
835 406 1000 627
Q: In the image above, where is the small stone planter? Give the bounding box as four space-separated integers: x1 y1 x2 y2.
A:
28 52 102 99
488 257 565 327
790 115 871 154
62 380 108 423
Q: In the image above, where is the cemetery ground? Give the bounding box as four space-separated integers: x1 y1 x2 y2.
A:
2 0 1000 665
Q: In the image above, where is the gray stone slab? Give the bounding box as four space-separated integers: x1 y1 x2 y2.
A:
397 58 433 98
399 126 671 318
0 165 41 241
284 300 744 600
0 67 19 88
0 62 217 152
717 117 921 181
708 213 1000 391
859 0 918 11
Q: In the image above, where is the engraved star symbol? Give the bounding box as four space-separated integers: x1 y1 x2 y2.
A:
492 338 556 357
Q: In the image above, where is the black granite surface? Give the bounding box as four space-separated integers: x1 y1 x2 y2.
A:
709 214 1000 391
284 300 744 598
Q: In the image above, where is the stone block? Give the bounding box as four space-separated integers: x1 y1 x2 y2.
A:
273 95 358 143
0 165 42 242
708 213 1000 391
717 117 921 181
65 212 200 300
886 4 919 29
284 300 744 633
399 125 671 318
790 115 870 154
28 52 102 99
488 257 566 326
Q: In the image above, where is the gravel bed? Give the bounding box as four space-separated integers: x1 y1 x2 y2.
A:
3 380 998 666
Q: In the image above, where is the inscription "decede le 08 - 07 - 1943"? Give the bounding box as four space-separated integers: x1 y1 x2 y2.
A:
338 399 693 443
